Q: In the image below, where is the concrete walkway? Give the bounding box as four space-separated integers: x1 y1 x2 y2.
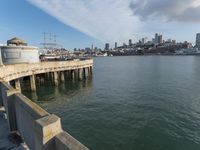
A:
0 107 28 150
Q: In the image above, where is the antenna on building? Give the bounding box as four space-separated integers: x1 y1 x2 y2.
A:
49 32 52 43
54 35 57 44
42 32 47 49
40 32 59 52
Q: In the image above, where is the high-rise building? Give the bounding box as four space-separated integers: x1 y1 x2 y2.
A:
129 39 132 46
142 37 148 44
123 43 127 47
155 33 159 44
115 42 117 49
172 40 176 44
167 39 172 43
158 35 163 44
154 33 163 44
94 47 98 52
105 43 110 50
91 44 94 51
85 47 90 51
196 33 200 49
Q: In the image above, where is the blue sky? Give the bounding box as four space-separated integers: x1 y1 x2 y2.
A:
0 0 100 50
1 0 200 49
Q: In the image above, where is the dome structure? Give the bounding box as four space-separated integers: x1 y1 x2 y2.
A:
0 37 40 64
7 37 27 46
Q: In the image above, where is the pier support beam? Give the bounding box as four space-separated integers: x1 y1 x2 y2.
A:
84 67 88 79
40 75 45 85
50 72 54 84
54 71 59 86
90 66 93 75
60 71 65 83
30 75 36 92
64 71 69 80
78 68 83 80
71 70 75 80
74 69 79 80
47 72 51 79
15 79 21 93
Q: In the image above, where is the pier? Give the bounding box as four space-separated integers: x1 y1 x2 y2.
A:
0 59 93 150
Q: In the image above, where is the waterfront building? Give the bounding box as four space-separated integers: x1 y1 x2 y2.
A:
85 47 91 52
158 35 163 44
91 44 94 52
196 33 200 50
123 43 127 47
129 39 132 46
94 47 98 52
115 42 117 49
0 37 39 65
167 39 172 43
105 43 110 50
154 33 159 44
142 37 148 45
154 33 163 44
152 38 155 43
172 40 176 44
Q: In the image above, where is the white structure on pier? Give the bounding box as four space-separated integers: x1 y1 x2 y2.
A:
0 37 39 65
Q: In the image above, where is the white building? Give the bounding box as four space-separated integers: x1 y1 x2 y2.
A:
196 33 200 50
0 37 39 65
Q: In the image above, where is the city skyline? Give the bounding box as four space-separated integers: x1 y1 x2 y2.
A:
0 0 200 50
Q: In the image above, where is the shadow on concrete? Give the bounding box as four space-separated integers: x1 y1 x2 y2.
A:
0 107 28 150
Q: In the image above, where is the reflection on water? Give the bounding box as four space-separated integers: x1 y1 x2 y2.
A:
22 56 200 150
22 79 93 106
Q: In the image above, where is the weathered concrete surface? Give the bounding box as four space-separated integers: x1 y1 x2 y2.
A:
0 81 90 150
54 71 59 86
55 132 89 150
30 75 36 92
60 71 65 83
15 79 21 93
0 59 93 82
0 107 28 150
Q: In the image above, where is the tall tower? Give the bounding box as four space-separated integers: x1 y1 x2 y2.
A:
105 43 110 50
155 33 159 44
115 42 117 49
196 33 200 50
129 39 132 46
158 35 163 44
91 44 94 52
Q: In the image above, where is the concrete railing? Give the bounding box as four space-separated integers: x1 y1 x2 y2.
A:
0 81 89 150
0 60 93 150
0 59 93 82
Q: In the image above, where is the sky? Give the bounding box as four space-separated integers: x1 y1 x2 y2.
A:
0 0 200 49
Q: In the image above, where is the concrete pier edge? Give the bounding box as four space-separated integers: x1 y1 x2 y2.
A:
0 59 93 150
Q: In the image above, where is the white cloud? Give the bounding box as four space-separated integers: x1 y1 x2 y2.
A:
130 0 200 22
27 0 141 43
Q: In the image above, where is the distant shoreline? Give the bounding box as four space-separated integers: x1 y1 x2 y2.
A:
95 54 200 57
